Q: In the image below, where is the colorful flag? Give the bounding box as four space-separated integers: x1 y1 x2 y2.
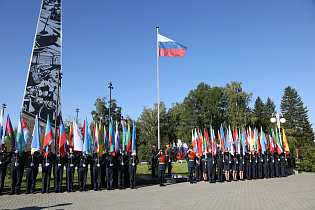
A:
158 34 187 57
5 114 16 151
126 121 132 153
131 121 136 154
0 109 3 145
104 125 108 150
109 119 115 155
69 119 74 148
83 118 90 155
31 115 41 155
122 119 126 153
59 122 69 157
97 120 103 156
43 115 54 156
73 120 83 152
260 127 266 155
16 114 24 154
115 121 120 154
20 114 31 151
242 128 247 155
282 128 290 154
275 128 283 154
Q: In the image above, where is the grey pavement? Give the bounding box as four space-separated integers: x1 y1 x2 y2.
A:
0 173 314 210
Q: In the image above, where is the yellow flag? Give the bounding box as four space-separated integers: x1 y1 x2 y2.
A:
282 128 290 154
97 119 103 156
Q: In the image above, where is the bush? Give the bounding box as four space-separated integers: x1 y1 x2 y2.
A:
299 147 315 172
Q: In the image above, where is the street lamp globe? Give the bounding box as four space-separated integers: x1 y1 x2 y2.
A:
280 118 286 124
270 118 276 123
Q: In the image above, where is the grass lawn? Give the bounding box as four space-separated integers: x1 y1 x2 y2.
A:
2 163 189 192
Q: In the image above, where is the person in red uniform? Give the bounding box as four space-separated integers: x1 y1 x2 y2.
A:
184 146 196 184
165 143 172 176
156 149 166 187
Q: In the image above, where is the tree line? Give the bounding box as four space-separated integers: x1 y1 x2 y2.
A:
90 81 314 162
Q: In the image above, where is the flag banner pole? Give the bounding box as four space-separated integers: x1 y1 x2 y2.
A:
156 26 160 149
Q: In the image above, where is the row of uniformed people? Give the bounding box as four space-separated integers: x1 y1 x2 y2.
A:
0 145 139 195
184 146 287 183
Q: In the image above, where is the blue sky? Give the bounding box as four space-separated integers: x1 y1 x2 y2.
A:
0 0 315 129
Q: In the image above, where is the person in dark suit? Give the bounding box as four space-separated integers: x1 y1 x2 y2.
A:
66 147 77 192
54 152 67 193
128 152 139 189
206 147 216 183
245 152 252 180
0 145 10 194
10 150 25 195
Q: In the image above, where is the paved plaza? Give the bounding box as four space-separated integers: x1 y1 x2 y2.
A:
0 173 314 210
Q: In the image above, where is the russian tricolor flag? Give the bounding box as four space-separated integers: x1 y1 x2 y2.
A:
158 34 187 57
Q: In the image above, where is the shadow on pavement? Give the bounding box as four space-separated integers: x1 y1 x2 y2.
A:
10 203 72 210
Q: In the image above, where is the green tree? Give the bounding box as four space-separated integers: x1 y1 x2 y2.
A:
179 82 226 144
167 102 182 145
264 97 276 131
223 81 253 128
136 102 168 161
91 96 122 129
252 96 267 130
280 86 314 153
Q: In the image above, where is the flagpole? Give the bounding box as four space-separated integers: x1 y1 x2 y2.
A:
156 26 160 149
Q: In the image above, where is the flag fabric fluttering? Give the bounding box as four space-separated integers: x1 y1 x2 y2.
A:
104 125 108 150
16 114 24 154
43 115 54 156
109 119 115 156
73 120 83 152
275 128 283 154
131 121 136 155
5 114 17 151
282 128 290 154
31 115 41 155
158 34 187 57
83 119 90 155
0 109 4 145
97 120 103 156
59 122 69 157
126 121 132 153
115 121 120 154
122 119 126 154
21 114 31 151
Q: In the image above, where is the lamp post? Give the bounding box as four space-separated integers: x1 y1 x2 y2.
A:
108 82 114 124
75 108 79 123
270 111 286 158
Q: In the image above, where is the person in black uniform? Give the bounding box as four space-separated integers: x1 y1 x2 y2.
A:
151 143 158 177
201 152 207 181
0 145 10 194
66 147 77 192
54 152 67 193
274 152 280 177
269 151 275 178
105 149 116 190
252 152 258 179
245 152 252 180
18 151 27 191
280 152 286 177
78 152 89 191
24 151 34 194
258 153 263 179
195 152 202 182
216 151 224 182
232 154 239 181
92 152 104 191
223 152 231 182
206 147 216 183
117 147 128 190
128 152 139 189
264 151 270 179
10 150 25 195
41 149 54 193
239 153 245 181
32 151 41 193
